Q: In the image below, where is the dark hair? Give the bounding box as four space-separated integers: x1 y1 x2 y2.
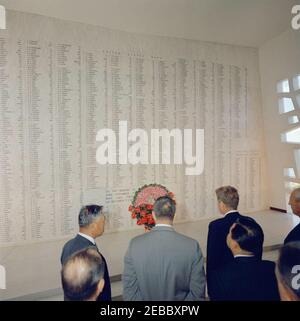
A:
230 217 264 255
215 186 239 210
153 196 176 220
61 248 105 301
278 242 300 299
78 205 103 227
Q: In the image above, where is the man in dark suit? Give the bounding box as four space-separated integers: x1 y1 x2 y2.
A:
206 186 262 296
210 217 280 301
284 188 300 244
61 205 111 301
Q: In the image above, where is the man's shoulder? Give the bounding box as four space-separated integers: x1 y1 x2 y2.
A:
290 222 300 235
170 230 200 249
62 235 96 254
209 212 250 229
212 257 273 275
209 217 224 228
130 232 149 243
212 259 275 282
246 260 276 280
260 260 276 270
222 259 275 273
62 236 77 250
61 234 97 263
61 236 77 264
129 228 199 248
284 223 300 244
208 215 231 230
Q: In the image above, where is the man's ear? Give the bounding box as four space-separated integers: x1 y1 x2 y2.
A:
96 278 105 297
219 201 225 212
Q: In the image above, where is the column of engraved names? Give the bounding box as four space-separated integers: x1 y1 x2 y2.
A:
0 37 12 243
176 58 197 221
103 50 132 230
214 63 230 188
152 56 176 185
131 53 155 186
56 44 82 236
192 60 206 219
104 50 133 190
84 50 107 190
230 66 247 211
0 38 26 243
203 62 217 216
26 40 57 240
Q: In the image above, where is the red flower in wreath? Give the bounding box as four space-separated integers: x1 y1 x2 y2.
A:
128 184 176 231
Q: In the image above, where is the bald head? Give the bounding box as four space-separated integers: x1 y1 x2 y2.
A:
289 188 300 217
61 248 105 301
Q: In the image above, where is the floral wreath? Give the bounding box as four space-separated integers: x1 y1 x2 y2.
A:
128 184 176 231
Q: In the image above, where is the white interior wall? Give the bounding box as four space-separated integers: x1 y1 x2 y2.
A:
259 28 300 210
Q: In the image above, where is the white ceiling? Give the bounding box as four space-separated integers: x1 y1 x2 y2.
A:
0 0 298 47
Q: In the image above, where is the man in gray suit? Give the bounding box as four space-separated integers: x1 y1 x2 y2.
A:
123 196 206 301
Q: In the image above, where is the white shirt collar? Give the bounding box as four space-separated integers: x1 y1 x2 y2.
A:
78 232 95 245
234 254 255 258
155 224 173 228
224 210 238 216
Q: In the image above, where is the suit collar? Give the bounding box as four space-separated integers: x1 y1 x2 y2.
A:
224 210 239 216
78 232 96 245
152 225 174 232
234 254 255 258
234 256 259 263
224 211 240 219
155 223 173 228
76 233 95 246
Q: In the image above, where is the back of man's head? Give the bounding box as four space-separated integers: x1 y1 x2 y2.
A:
78 205 103 228
61 248 105 301
153 196 176 221
277 242 300 301
216 186 239 210
230 217 264 256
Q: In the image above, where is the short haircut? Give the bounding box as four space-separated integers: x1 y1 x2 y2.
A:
78 205 103 227
153 196 176 220
277 242 300 299
216 186 239 210
230 217 264 256
61 248 105 301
